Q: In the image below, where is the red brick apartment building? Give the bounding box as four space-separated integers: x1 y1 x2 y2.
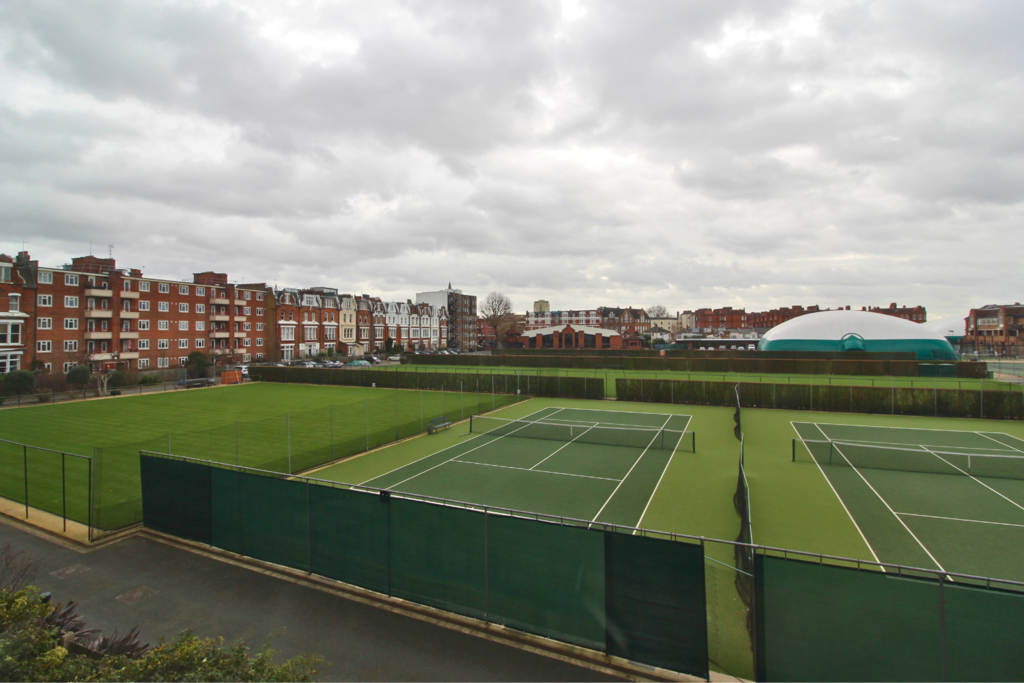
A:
745 303 926 330
0 251 273 374
964 304 1024 356
693 307 750 335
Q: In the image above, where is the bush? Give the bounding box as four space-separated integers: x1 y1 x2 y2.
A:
109 390 121 396
2 370 36 396
65 365 92 389
107 371 126 388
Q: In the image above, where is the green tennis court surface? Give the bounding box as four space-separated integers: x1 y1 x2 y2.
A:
332 407 693 527
792 421 1024 581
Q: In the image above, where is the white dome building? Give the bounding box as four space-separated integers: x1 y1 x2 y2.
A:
757 310 958 360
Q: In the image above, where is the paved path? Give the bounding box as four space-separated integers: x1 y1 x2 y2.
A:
1 518 622 681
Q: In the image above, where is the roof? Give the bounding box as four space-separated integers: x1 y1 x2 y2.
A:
761 310 949 342
521 325 621 337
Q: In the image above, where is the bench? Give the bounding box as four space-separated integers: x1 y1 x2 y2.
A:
427 417 451 435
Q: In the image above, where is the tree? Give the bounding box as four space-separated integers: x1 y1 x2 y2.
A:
184 351 211 379
2 370 36 396
65 365 91 393
481 292 514 348
647 304 668 319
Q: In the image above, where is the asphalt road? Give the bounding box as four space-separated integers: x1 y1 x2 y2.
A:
1 519 622 681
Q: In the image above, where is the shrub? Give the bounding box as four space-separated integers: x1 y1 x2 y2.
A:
65 366 92 390
2 370 36 396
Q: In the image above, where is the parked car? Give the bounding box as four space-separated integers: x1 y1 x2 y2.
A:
228 364 249 377
387 355 402 362
366 356 381 365
346 360 371 367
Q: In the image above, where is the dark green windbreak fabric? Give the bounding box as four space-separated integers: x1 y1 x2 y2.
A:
390 498 486 618
757 555 942 682
605 532 707 678
211 469 309 571
139 455 211 543
487 514 605 650
309 485 389 595
944 583 1024 682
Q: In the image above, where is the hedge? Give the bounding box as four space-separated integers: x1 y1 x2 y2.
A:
250 366 604 401
410 354 986 378
500 349 920 360
615 378 1024 420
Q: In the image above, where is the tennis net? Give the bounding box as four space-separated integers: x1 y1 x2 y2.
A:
793 438 1024 480
469 416 695 452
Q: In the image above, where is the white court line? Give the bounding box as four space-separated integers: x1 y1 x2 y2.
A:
813 435 1017 456
806 421 999 435
528 425 597 471
976 432 1024 455
355 406 556 487
451 459 622 482
896 512 1024 529
590 415 673 525
795 422 884 570
632 415 693 533
824 427 949 576
540 417 672 430
557 407 694 418
919 446 1024 514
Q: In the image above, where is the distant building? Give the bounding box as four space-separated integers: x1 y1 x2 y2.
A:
964 304 1024 356
694 307 749 335
533 300 550 313
416 283 476 351
517 324 623 349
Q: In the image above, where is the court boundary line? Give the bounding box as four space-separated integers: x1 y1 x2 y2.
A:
539 417 687 430
896 512 1024 529
450 459 622 482
822 425 949 575
589 415 673 526
546 407 697 418
804 421 1016 436
527 425 599 471
355 406 558 487
632 415 692 534
976 431 1024 454
919 446 1024 514
802 435 1019 456
793 421 884 569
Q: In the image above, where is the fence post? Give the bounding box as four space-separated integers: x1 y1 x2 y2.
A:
461 382 464 420
981 381 984 419
287 412 292 473
88 455 94 543
62 452 66 532
23 445 28 518
235 422 240 466
491 376 494 411
892 375 895 415
365 399 370 451
420 391 423 432
394 391 399 442
329 405 334 459
939 573 947 682
441 387 445 417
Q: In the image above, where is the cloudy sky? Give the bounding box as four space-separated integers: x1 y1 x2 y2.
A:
1 0 1021 319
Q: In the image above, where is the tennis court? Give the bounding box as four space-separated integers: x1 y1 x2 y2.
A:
326 407 693 528
792 421 1024 582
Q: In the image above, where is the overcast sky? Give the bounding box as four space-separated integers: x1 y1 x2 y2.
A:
1 1 1021 319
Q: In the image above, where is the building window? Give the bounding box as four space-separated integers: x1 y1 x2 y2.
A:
195 339 205 348
281 327 295 341
138 358 150 369
257 293 264 301
64 318 79 330
256 338 264 346
0 323 19 344
179 321 189 331
158 302 169 312
157 339 169 349
138 339 150 350
178 357 187 366
63 362 75 373
37 340 52 353
158 283 169 294
304 326 317 340
196 321 205 331
243 307 251 316
139 300 150 311
65 274 79 286
138 281 150 292
38 271 53 284
38 294 53 307
8 295 19 313
37 317 52 330
158 321 169 331
64 340 78 352
256 323 264 331
178 285 189 295
196 287 205 296
244 291 251 300
196 304 205 314
178 339 188 349
178 303 188 313
243 322 251 331
138 320 150 331
243 338 251 347
157 357 169 368
64 296 79 308
256 308 264 316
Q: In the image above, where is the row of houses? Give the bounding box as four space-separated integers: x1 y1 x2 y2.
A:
0 251 478 375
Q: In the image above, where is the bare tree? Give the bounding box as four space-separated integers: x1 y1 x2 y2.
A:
0 542 39 591
481 292 514 348
646 304 668 319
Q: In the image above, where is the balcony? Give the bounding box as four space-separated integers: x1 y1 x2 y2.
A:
84 331 113 340
120 291 139 299
210 332 230 339
119 331 139 340
84 309 113 319
84 289 113 298
210 348 232 355
120 311 139 319
88 353 114 361
234 316 246 323
233 299 245 306
233 332 246 338
209 315 230 322
119 351 139 359
210 297 230 305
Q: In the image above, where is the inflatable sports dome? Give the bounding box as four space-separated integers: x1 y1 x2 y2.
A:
757 310 958 360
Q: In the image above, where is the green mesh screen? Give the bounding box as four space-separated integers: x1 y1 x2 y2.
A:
0 440 24 507
605 532 708 678
139 455 211 543
944 583 1024 682
210 469 310 572
705 558 754 681
308 485 389 595
487 514 605 650
389 498 486 619
756 555 942 682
